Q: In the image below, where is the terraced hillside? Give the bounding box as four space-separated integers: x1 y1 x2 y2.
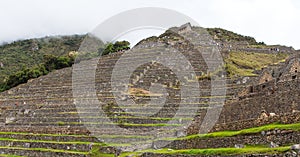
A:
0 24 300 157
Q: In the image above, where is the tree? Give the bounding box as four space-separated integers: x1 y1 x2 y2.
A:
101 40 130 56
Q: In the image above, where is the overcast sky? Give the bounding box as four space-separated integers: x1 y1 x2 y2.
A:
0 0 299 49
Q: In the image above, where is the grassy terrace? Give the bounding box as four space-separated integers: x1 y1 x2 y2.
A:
98 122 299 156
0 154 25 157
225 51 288 77
0 137 102 146
0 131 151 141
47 122 182 127
51 116 194 121
1 116 299 156
0 146 89 155
163 122 300 141
116 146 290 157
1 122 299 143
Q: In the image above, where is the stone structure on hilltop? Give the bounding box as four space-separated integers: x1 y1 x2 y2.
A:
177 22 192 34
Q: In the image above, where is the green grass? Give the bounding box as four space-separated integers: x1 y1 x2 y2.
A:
0 131 152 141
53 121 182 127
163 122 300 141
0 131 90 138
225 51 288 77
136 146 290 156
0 146 89 155
89 143 115 157
0 137 101 145
0 154 26 157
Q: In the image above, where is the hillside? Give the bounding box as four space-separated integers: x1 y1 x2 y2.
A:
0 24 299 157
0 35 85 83
0 35 131 92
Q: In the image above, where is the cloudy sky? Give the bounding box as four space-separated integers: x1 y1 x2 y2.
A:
1 0 299 49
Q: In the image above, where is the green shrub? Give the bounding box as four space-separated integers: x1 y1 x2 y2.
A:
101 41 130 56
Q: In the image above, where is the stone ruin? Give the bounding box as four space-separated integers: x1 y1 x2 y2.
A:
0 24 299 156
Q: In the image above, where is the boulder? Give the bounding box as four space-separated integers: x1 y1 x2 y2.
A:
291 144 300 150
234 144 245 149
5 117 16 124
270 141 279 148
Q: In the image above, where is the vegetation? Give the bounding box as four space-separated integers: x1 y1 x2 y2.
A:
0 35 84 82
206 28 265 45
0 54 75 92
0 36 130 92
93 145 290 157
0 35 84 92
132 146 290 156
225 51 288 77
101 41 130 56
0 154 27 157
165 122 300 141
89 143 115 157
0 146 89 155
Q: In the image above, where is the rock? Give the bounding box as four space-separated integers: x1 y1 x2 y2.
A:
175 130 186 137
19 108 25 114
7 142 12 147
275 129 281 134
281 130 293 134
291 144 300 150
234 144 245 149
270 141 279 148
242 77 249 83
88 143 93 150
24 143 31 148
266 131 272 136
5 117 16 124
261 130 266 136
284 151 298 157
151 142 158 150
24 109 30 115
114 149 121 157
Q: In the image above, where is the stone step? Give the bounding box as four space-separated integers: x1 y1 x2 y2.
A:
0 147 88 157
0 138 92 152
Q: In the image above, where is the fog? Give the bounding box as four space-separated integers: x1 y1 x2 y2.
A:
0 0 299 49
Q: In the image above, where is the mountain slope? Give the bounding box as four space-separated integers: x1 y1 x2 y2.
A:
0 35 85 83
0 24 299 156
